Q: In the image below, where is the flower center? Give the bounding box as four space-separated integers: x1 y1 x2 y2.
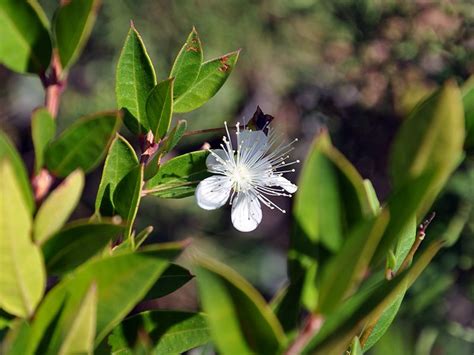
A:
231 163 253 191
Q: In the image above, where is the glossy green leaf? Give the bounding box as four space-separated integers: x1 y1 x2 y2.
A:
462 76 474 148
195 258 285 355
116 23 157 135
390 81 465 217
0 131 34 213
303 240 443 355
31 108 55 174
174 50 240 113
45 111 121 177
145 150 210 198
95 134 138 216
57 283 97 355
27 243 184 352
42 219 124 275
317 211 389 314
33 169 84 244
113 164 143 238
109 311 209 354
53 0 99 70
146 78 174 139
170 27 203 98
0 159 45 318
0 0 51 73
144 263 193 300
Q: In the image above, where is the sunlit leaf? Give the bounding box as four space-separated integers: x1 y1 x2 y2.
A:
31 108 55 174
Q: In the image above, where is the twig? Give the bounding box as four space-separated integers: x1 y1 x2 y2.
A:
285 314 324 355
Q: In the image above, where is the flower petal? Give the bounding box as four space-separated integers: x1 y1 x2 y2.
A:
196 176 232 210
266 175 298 193
238 130 268 159
231 191 262 232
206 149 228 173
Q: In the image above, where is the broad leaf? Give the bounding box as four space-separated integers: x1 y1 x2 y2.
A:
113 164 143 238
145 150 210 198
42 219 124 275
46 111 121 177
53 0 100 70
33 169 84 244
0 131 34 213
116 23 157 135
31 108 56 174
0 0 51 73
0 159 45 318
170 27 203 98
174 50 240 113
144 263 193 300
57 283 97 355
303 241 443 354
390 81 465 217
195 258 285 355
109 311 210 354
146 78 174 140
95 134 138 216
27 243 184 352
317 212 389 314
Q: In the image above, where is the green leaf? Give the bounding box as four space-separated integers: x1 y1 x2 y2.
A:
170 27 203 98
113 164 143 238
0 159 45 318
195 257 285 355
145 150 210 198
1 319 31 355
317 211 389 314
116 22 157 135
363 179 380 214
31 108 55 174
392 217 416 272
390 81 465 217
33 169 84 244
144 263 193 300
350 336 363 355
53 0 99 70
146 78 174 140
462 76 474 149
0 130 34 213
270 279 304 334
42 219 124 275
57 283 97 355
174 50 240 113
303 240 443 355
109 311 210 354
95 134 138 216
45 111 121 177
0 0 51 73
27 243 184 352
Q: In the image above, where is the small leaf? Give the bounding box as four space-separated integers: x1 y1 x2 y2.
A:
57 283 97 355
113 164 143 238
26 243 185 352
109 311 209 354
0 159 45 318
144 263 193 300
42 219 124 275
390 81 465 217
145 150 210 198
392 217 416 272
116 23 157 135
170 27 203 98
350 336 363 355
462 77 474 149
53 0 99 70
45 111 122 177
146 78 174 140
31 108 56 174
174 50 240 113
95 134 138 216
195 257 285 355
0 0 52 73
0 131 34 213
34 169 84 244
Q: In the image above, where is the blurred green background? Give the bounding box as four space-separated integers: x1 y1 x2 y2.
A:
1 0 473 353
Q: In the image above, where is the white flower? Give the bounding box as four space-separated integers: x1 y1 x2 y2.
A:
195 122 299 232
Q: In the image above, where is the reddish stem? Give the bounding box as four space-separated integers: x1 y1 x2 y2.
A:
285 314 324 355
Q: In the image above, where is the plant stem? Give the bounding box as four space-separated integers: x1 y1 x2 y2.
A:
285 313 324 355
